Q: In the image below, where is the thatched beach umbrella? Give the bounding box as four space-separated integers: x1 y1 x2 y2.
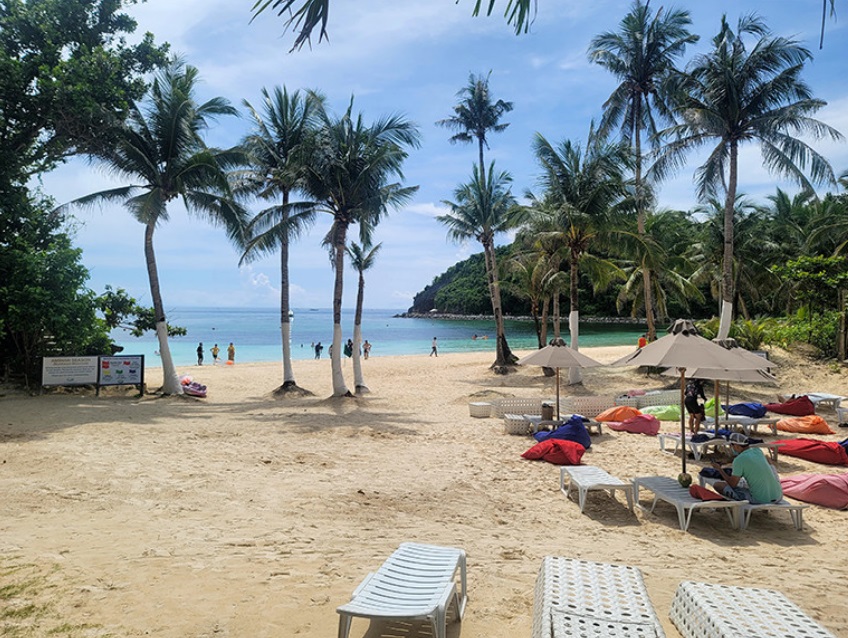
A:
517 338 602 420
611 320 771 480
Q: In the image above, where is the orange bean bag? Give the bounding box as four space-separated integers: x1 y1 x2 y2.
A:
775 415 835 435
595 405 641 422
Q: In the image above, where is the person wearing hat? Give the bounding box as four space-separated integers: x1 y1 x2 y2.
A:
710 433 783 504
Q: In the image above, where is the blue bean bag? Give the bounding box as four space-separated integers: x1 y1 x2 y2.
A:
724 402 767 418
534 416 591 449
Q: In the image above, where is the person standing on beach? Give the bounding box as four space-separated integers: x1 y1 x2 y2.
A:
430 337 438 357
685 378 706 433
344 338 353 360
637 334 647 348
314 342 323 359
227 342 235 364
196 342 204 366
211 344 220 364
363 340 371 359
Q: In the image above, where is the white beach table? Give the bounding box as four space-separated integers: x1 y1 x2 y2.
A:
559 465 634 514
669 581 836 638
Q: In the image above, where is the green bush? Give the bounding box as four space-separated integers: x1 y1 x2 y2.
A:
760 311 839 358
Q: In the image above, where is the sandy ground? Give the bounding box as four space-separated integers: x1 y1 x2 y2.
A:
2 345 847 637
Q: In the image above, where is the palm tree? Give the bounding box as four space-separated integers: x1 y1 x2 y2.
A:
438 162 524 373
300 99 419 396
347 241 380 394
588 0 697 341
654 14 842 339
235 87 324 395
436 71 513 185
72 58 245 395
531 127 631 382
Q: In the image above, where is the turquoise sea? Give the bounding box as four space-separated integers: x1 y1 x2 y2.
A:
112 308 646 367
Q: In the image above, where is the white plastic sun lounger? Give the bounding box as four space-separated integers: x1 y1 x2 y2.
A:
658 433 779 462
632 476 746 532
336 542 467 638
701 415 780 436
698 476 808 531
560 465 634 514
531 556 666 638
669 581 836 637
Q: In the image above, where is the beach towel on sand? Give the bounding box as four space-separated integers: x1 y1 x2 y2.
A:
765 395 816 416
534 417 591 449
521 439 585 465
595 405 641 422
776 415 834 435
780 473 848 509
606 414 660 435
775 438 848 465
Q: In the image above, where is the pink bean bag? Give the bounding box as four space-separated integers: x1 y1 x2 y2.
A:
521 439 586 465
775 415 834 435
774 438 848 465
780 473 848 509
595 405 641 422
765 395 816 416
606 414 661 436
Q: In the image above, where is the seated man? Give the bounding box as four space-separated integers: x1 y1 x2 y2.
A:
711 433 783 504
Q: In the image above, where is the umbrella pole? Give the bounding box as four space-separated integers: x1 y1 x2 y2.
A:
680 368 687 475
555 368 560 420
714 380 720 430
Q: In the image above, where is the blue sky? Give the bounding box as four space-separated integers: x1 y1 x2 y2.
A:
40 0 848 311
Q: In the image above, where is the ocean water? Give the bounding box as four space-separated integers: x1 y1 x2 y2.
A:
112 308 646 367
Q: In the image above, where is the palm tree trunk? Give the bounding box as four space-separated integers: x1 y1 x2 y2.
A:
331 225 351 396
531 299 542 348
478 137 486 185
144 222 182 395
634 100 657 341
540 297 549 346
553 294 561 339
483 241 514 371
718 141 738 340
280 197 296 389
568 251 582 384
352 272 368 393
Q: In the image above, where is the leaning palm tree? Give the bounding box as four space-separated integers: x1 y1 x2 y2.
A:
436 71 513 185
531 127 631 383
438 162 524 373
300 99 419 396
347 241 380 394
588 0 697 341
654 14 842 339
235 86 324 395
72 58 245 395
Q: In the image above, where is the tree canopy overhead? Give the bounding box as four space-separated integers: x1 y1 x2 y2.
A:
0 0 168 187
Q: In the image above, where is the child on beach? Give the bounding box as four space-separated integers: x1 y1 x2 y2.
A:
211 344 220 364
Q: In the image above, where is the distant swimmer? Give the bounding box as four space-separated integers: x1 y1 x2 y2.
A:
472 334 477 340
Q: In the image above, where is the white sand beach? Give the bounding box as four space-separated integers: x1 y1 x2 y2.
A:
2 346 847 637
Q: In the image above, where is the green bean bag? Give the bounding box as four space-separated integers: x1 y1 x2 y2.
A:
640 404 681 421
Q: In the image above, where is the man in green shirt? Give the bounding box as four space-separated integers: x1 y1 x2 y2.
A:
711 433 783 504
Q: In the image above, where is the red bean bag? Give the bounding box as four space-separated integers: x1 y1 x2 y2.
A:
606 414 661 436
775 415 834 435
780 473 848 509
595 405 641 422
521 439 585 465
765 395 815 416
774 438 848 465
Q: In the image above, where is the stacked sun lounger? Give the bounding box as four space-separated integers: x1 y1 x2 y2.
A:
669 581 836 637
532 557 666 638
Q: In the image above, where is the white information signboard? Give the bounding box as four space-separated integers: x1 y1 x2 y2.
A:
98 356 144 386
42 356 99 386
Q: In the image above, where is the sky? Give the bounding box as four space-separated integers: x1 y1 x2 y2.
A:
39 0 848 311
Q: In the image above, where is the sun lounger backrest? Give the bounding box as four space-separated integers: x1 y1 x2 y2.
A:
638 390 680 408
493 398 548 418
562 396 615 419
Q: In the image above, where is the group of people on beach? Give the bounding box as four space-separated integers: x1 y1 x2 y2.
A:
196 342 235 365
311 339 372 360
